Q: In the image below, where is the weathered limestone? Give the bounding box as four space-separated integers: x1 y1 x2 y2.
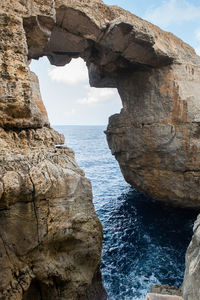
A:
106 62 200 208
146 294 183 300
0 1 104 299
150 285 182 297
0 128 104 300
1 0 200 207
183 214 200 300
23 0 200 208
1 0 200 299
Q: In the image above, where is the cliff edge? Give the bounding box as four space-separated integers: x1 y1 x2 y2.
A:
0 0 200 299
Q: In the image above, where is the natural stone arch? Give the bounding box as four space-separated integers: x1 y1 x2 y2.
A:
0 0 200 299
23 0 200 208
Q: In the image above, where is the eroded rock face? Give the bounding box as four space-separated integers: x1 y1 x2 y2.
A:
0 127 104 300
21 0 200 208
1 0 200 208
1 0 200 299
183 214 200 300
0 1 104 299
106 62 200 208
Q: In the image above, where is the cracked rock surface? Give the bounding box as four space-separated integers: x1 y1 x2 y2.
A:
1 0 200 299
0 127 103 300
2 0 200 208
183 215 200 300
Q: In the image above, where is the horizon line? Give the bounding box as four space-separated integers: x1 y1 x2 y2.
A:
51 124 107 126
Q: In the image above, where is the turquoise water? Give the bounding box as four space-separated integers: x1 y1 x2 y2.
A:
54 125 197 300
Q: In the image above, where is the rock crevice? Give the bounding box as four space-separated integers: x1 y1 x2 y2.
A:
1 0 200 299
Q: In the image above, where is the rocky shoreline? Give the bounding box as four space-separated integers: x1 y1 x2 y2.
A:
0 0 200 299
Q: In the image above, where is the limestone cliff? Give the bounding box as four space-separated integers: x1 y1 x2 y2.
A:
1 0 200 299
0 127 104 300
0 1 104 298
23 0 200 208
183 215 200 300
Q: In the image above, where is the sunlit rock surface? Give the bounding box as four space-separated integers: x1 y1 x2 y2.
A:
0 126 104 300
1 0 200 299
0 1 104 299
183 215 200 300
11 0 200 208
146 294 183 300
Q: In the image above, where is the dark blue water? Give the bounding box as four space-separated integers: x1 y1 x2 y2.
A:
54 125 197 300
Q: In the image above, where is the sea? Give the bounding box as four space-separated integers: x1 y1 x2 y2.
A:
53 125 197 300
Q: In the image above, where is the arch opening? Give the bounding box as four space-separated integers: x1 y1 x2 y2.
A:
28 55 197 299
21 2 200 299
29 57 122 126
1 1 200 299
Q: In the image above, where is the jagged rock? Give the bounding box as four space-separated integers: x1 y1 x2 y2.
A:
1 0 200 299
150 285 182 297
146 294 183 300
105 61 200 208
0 128 104 300
29 71 50 127
0 1 105 298
3 0 200 207
183 214 200 300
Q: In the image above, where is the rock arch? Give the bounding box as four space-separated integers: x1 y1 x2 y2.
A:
0 0 200 299
23 0 200 208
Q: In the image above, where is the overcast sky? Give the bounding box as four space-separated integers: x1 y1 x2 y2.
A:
30 0 200 126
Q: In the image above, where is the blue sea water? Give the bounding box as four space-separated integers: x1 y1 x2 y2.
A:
53 125 197 300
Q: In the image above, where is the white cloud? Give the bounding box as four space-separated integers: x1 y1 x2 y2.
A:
144 0 200 28
194 29 200 55
64 108 76 116
77 87 117 105
195 47 200 56
48 58 88 85
196 29 200 42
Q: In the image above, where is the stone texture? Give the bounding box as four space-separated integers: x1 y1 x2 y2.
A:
22 0 200 208
146 294 183 300
0 1 105 298
0 128 104 300
151 285 182 297
1 0 200 207
183 213 200 300
106 62 200 208
1 0 200 299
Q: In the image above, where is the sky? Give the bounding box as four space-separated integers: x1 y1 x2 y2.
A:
30 0 200 126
